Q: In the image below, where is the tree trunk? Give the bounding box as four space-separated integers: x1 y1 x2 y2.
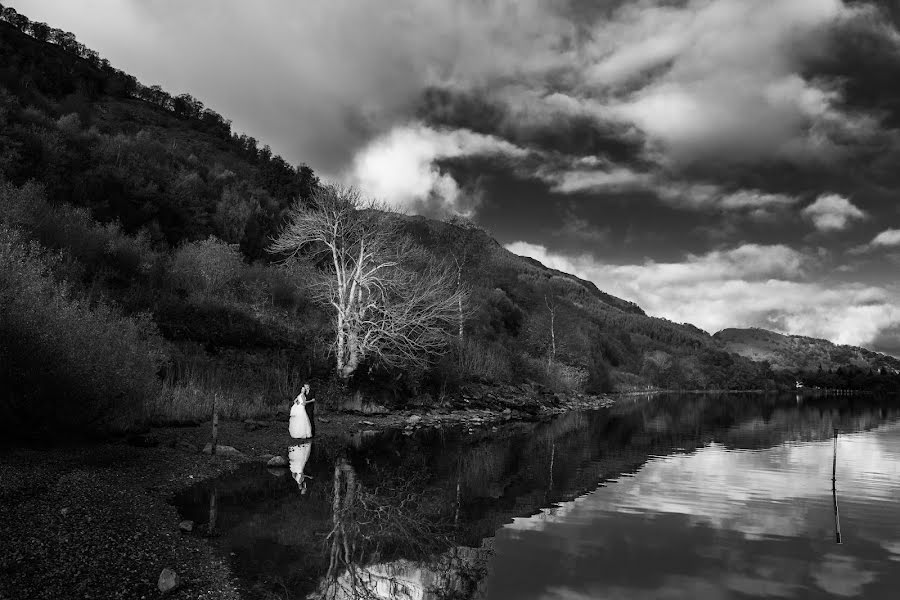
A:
335 313 346 378
457 264 464 342
339 331 361 380
545 295 556 372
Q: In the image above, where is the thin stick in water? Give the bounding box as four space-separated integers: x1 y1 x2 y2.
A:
833 428 842 544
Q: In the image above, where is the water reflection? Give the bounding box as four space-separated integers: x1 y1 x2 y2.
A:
488 420 900 599
289 443 313 494
173 394 900 599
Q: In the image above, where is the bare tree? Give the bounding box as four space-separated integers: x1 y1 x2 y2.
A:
439 215 488 344
269 186 467 380
545 294 557 372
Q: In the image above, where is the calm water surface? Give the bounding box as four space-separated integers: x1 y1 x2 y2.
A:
175 394 900 599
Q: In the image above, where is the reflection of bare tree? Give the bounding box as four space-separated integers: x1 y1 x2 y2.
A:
322 459 360 598
315 459 491 600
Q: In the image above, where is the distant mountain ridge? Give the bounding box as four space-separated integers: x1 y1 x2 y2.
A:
714 328 900 374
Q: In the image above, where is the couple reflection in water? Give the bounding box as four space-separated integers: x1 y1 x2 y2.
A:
288 383 316 494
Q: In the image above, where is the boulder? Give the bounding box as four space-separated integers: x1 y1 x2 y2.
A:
406 415 422 424
158 568 181 594
178 520 194 533
267 455 289 468
202 443 244 457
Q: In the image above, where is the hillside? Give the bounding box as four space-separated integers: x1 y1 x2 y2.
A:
715 328 900 374
3 6 898 435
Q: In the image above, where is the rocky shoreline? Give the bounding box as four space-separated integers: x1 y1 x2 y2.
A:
0 388 614 599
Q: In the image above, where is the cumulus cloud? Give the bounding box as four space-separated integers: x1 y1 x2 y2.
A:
801 194 867 231
852 228 900 254
344 122 527 215
871 228 900 247
506 241 900 349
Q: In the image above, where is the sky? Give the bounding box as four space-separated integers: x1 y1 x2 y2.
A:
9 0 900 354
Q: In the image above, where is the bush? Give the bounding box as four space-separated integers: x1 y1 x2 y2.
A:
0 225 167 435
512 353 587 392
0 178 162 284
457 337 512 383
168 235 243 299
147 349 306 421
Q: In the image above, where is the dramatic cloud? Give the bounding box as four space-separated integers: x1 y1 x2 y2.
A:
15 0 898 185
801 194 867 231
593 0 880 165
537 167 800 218
10 0 570 175
506 241 900 348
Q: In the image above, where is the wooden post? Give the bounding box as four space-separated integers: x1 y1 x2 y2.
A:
208 486 218 536
211 394 219 456
832 428 837 482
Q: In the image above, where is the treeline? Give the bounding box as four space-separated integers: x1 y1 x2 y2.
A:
2 4 250 145
797 365 900 395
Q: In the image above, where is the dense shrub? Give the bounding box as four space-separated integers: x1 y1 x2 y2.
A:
457 338 512 383
148 349 306 421
0 178 162 284
167 235 243 298
0 225 167 435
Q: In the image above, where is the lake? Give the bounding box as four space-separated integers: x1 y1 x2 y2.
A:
174 393 900 599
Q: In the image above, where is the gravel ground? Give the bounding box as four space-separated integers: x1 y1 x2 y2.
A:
0 443 246 600
0 395 613 600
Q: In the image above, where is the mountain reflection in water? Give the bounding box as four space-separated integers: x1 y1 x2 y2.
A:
173 394 900 599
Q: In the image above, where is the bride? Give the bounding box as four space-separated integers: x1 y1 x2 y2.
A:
289 383 315 439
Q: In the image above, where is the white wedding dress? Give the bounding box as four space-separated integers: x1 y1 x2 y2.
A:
289 391 312 439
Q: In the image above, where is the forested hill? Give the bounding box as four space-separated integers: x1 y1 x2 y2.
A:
715 328 900 375
0 11 318 258
3 6 898 435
